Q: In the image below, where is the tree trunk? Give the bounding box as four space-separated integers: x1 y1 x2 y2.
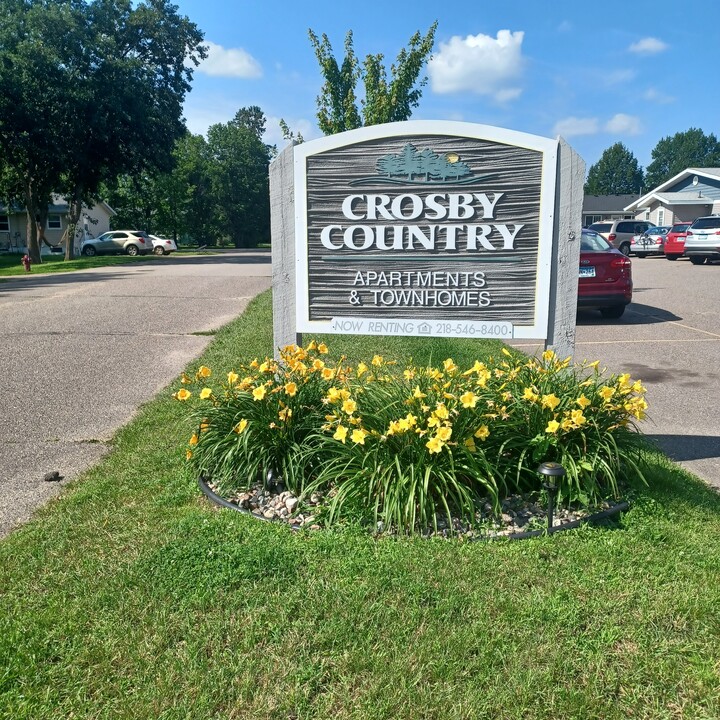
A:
65 194 83 261
23 185 42 264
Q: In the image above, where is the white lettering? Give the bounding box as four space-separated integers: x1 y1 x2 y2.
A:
321 225 343 250
473 192 504 219
496 223 524 249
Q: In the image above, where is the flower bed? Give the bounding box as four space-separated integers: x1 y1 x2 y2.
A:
175 343 648 536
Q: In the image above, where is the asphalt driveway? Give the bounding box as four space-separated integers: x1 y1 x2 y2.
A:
0 250 271 537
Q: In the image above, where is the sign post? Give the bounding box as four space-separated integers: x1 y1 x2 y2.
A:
270 121 583 358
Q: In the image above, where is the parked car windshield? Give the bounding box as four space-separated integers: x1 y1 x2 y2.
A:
690 217 720 229
647 226 670 234
581 230 612 252
670 223 690 232
588 223 611 233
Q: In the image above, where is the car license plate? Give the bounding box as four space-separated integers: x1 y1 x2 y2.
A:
579 266 595 278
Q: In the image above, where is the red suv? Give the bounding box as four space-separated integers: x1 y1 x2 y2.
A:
578 229 633 318
663 222 692 261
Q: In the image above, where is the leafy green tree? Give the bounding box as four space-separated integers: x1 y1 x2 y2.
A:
207 107 273 248
645 128 720 189
0 0 205 262
309 23 437 135
584 143 644 195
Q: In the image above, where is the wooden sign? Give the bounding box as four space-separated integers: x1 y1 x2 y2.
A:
271 121 583 354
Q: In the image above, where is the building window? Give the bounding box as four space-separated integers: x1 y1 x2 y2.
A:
47 214 62 230
658 209 665 226
644 209 651 221
0 215 8 231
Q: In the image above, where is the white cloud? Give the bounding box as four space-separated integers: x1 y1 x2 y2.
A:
428 30 524 102
605 113 642 135
553 117 599 137
628 37 668 55
603 69 636 86
643 87 675 104
198 41 262 78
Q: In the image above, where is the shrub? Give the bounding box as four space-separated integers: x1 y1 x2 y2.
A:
175 344 649 534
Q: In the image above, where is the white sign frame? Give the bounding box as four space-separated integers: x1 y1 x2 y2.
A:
293 120 558 340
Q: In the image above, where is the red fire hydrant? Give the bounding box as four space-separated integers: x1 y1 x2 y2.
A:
21 254 32 272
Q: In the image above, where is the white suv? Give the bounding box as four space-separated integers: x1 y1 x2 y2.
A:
81 230 152 256
684 216 720 265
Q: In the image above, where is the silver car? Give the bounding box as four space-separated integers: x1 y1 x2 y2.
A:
630 225 670 258
81 230 152 256
684 216 720 265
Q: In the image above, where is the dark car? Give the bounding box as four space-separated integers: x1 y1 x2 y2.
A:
577 228 633 318
663 222 692 261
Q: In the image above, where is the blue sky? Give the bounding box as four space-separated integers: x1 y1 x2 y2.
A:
174 0 717 172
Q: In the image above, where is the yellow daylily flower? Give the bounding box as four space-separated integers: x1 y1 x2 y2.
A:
227 371 239 386
252 385 267 401
185 449 192 460
576 395 591 409
180 373 192 385
334 425 348 443
426 436 444 454
189 434 198 446
278 407 292 421
464 437 477 452
541 394 561 410
197 365 212 378
200 388 213 400
523 387 539 402
322 367 335 380
174 388 191 401
599 386 616 401
545 420 560 434
413 386 427 399
434 403 449 420
474 425 490 441
541 349 556 363
356 362 368 377
371 355 383 366
443 358 458 373
284 382 298 397
570 409 587 426
436 426 452 442
342 398 357 415
312 358 325 371
351 428 368 444
234 418 248 434
502 347 512 357
460 391 478 408
317 342 328 354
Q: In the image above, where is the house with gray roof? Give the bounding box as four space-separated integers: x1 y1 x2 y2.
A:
582 194 640 227
624 168 720 226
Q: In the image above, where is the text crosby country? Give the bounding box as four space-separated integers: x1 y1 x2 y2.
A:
315 191 526 309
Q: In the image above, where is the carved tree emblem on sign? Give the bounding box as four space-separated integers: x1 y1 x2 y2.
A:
352 143 493 186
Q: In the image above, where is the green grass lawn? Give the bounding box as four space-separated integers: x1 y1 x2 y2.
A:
0 249 213 277
1 291 719 719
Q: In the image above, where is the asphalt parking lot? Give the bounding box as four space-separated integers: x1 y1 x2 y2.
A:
516 254 720 489
0 249 718 538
